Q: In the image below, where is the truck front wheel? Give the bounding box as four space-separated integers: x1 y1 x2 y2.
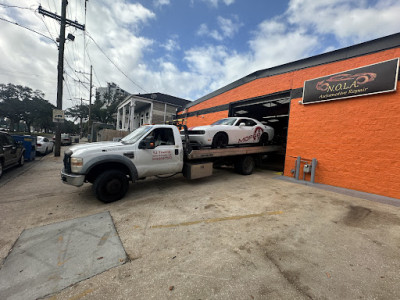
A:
93 170 129 203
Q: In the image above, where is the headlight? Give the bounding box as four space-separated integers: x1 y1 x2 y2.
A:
70 157 83 173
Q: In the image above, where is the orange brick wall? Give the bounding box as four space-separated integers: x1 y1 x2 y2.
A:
285 91 400 199
182 49 400 198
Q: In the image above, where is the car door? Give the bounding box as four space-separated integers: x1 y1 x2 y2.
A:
231 119 259 144
134 128 182 177
1 134 17 167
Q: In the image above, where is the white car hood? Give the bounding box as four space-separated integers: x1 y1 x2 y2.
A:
68 141 129 156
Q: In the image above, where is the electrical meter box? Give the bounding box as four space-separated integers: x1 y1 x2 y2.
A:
303 164 311 173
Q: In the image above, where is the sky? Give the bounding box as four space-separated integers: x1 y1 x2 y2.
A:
0 0 399 110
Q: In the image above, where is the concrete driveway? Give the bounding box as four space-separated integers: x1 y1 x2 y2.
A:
0 150 399 299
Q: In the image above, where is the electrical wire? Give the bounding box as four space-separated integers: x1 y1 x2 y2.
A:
86 32 148 93
0 4 35 10
0 17 54 42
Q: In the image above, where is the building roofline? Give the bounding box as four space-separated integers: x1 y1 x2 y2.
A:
186 32 400 109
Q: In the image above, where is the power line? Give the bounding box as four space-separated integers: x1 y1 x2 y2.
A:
86 32 148 93
0 4 35 10
36 13 58 46
0 17 55 42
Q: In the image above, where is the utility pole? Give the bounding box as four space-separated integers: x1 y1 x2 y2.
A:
88 65 93 142
80 97 83 138
39 3 85 156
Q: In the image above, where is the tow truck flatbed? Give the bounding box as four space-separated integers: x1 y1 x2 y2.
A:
186 145 283 160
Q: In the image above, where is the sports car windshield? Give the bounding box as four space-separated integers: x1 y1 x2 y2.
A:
211 118 237 126
121 126 152 144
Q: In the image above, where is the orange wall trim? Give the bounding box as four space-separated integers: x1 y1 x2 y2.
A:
183 49 400 199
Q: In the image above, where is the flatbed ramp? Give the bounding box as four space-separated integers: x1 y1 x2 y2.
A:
187 145 282 159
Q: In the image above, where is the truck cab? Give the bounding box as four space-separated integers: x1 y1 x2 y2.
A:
61 125 183 202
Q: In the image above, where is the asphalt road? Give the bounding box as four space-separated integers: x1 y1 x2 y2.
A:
0 149 400 299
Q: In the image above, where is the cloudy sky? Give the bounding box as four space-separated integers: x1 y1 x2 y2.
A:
0 0 399 109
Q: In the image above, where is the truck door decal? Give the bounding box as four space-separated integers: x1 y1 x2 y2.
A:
152 150 173 160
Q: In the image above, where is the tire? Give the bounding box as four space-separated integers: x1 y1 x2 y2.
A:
0 161 3 178
259 133 269 146
234 155 255 175
211 132 228 148
45 147 48 155
18 153 24 167
93 170 129 203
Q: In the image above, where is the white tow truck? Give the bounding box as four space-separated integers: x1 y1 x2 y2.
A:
61 124 281 203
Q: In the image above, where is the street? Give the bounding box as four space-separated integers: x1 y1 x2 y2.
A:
0 149 400 299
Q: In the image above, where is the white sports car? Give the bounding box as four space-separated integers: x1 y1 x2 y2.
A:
182 117 274 148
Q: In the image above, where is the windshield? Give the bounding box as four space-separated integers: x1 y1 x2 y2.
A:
212 118 237 126
121 126 152 144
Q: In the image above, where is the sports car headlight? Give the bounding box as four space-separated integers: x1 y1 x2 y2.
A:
70 157 83 173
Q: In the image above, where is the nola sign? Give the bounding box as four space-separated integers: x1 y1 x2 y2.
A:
302 58 399 104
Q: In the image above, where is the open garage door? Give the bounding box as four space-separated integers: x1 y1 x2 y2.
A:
229 93 290 171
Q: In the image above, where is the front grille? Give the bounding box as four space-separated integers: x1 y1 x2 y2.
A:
63 152 71 173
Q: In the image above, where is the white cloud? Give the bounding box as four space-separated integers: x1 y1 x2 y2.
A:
201 0 235 8
197 16 242 41
286 0 400 44
112 2 155 25
154 0 171 8
162 37 181 52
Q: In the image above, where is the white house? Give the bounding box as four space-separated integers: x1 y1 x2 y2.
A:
116 93 190 131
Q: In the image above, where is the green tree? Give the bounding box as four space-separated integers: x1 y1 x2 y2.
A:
0 83 55 133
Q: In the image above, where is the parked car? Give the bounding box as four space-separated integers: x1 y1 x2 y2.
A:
0 132 25 178
182 117 274 148
36 136 54 155
61 134 72 145
52 134 72 146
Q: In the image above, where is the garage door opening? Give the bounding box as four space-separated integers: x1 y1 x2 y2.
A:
229 93 290 171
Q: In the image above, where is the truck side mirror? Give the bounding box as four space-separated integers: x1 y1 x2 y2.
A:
139 137 155 149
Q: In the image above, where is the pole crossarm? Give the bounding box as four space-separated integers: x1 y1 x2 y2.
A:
38 6 85 31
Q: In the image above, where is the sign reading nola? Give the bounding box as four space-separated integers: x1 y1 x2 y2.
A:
302 58 399 104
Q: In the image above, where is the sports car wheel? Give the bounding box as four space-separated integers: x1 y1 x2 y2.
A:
259 133 269 146
211 132 228 148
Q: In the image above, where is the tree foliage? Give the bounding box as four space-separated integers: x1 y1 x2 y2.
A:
0 83 56 133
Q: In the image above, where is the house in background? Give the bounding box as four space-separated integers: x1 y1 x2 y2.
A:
116 93 190 131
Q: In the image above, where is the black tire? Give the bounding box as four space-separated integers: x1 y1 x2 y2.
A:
18 153 24 167
211 132 228 148
93 170 129 203
259 133 269 146
0 161 3 178
234 155 255 175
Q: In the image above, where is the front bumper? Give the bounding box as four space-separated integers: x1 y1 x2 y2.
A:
61 169 85 187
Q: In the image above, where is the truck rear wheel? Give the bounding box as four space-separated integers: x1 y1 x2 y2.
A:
234 155 255 175
93 170 129 203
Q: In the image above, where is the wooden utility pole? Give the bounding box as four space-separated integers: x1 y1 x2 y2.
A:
88 65 93 142
38 3 85 156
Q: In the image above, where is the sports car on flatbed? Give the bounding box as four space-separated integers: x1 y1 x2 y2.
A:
181 117 274 148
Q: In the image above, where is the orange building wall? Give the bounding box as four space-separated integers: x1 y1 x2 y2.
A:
183 49 400 198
